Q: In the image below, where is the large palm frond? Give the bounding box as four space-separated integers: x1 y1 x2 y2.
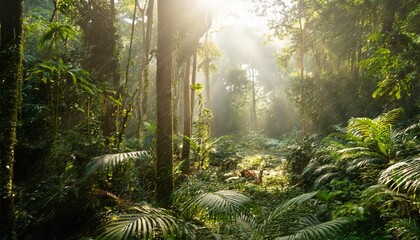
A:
97 203 196 240
275 216 348 240
85 151 151 176
252 191 319 239
181 190 257 224
379 156 420 194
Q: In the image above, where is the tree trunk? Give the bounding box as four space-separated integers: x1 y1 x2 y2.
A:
250 67 257 130
0 1 24 239
138 0 155 146
203 34 212 134
298 0 306 134
156 0 175 208
78 0 121 145
191 51 197 122
181 57 192 174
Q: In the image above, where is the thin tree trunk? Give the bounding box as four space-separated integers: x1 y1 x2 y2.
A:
203 34 213 135
138 0 155 146
181 57 192 174
204 34 211 110
141 0 154 120
0 1 24 239
156 0 174 208
250 67 257 130
191 51 197 121
298 0 305 134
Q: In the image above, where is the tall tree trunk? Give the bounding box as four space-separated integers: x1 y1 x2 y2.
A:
181 57 192 174
298 0 306 134
156 0 174 208
250 67 257 130
0 1 24 239
138 0 155 146
191 51 197 122
203 34 212 134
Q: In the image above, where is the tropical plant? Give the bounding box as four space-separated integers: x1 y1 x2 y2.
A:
97 203 197 240
252 191 349 240
84 151 151 177
180 190 257 223
379 156 420 194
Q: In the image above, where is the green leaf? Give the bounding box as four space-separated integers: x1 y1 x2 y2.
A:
85 151 151 177
97 204 197 240
181 190 256 223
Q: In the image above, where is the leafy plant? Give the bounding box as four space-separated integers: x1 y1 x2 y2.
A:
97 203 197 240
84 151 151 177
276 216 348 240
379 156 420 194
181 190 257 223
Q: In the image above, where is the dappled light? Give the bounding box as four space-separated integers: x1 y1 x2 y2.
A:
1 0 419 239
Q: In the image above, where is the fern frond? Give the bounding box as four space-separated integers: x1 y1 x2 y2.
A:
97 204 196 240
181 190 256 223
85 151 150 176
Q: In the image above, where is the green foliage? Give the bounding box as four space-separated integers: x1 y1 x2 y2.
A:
253 191 319 239
38 21 79 51
85 151 151 177
181 190 257 223
283 135 318 183
97 204 197 240
379 156 420 194
387 218 420 240
28 57 96 95
275 217 349 240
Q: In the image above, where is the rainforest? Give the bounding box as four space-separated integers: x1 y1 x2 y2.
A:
0 0 419 239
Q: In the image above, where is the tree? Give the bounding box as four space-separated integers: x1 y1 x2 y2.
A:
0 0 24 239
76 0 121 146
156 0 175 208
137 0 155 146
181 57 192 174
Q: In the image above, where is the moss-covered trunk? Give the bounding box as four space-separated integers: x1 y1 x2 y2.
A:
0 0 24 239
156 0 175 208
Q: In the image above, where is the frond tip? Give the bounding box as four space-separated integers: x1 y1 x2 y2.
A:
379 156 420 194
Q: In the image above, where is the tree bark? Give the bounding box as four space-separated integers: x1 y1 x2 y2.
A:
156 0 175 208
191 51 197 122
138 0 155 146
0 0 24 239
181 57 192 174
298 0 306 134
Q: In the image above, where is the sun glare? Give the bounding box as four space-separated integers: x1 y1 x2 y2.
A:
205 0 268 30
